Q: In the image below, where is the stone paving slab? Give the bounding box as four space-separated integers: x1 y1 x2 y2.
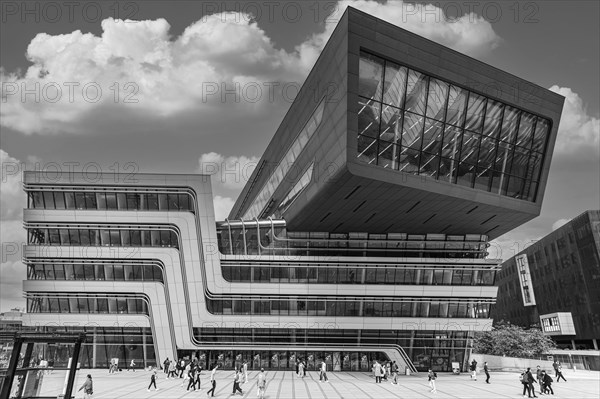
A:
33 368 600 398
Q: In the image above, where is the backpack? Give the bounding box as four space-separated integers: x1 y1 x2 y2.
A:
520 373 529 383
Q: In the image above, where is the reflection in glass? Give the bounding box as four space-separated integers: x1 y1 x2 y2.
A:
404 70 428 115
382 62 407 107
464 93 486 132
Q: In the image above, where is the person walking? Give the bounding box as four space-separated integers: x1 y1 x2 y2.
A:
373 360 381 384
552 361 559 378
257 368 266 399
167 360 177 379
206 364 218 397
526 367 538 398
320 361 329 382
470 359 478 380
243 360 249 384
163 358 170 374
232 368 243 395
186 366 196 391
193 365 202 391
541 370 554 395
521 369 532 397
78 374 94 398
484 362 490 384
179 359 186 378
295 359 299 376
298 360 304 378
555 364 567 382
391 361 398 384
128 359 136 372
428 369 437 393
181 362 191 386
147 369 159 392
536 366 544 385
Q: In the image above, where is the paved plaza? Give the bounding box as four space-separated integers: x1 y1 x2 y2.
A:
35 368 600 399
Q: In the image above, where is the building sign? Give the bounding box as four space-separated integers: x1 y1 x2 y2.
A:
540 312 576 336
515 254 536 306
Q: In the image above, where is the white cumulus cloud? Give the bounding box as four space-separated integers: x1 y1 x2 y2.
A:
213 195 235 221
197 152 259 191
1 1 502 136
550 85 600 157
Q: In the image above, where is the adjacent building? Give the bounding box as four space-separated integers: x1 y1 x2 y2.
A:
21 7 563 372
495 210 600 350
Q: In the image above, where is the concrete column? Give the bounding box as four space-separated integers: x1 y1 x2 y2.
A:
92 328 97 368
143 329 148 369
571 339 576 350
593 339 598 350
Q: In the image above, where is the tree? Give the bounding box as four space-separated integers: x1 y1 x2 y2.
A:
473 321 556 358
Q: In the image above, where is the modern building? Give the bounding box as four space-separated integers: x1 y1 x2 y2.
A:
494 210 600 350
0 309 23 332
21 7 563 372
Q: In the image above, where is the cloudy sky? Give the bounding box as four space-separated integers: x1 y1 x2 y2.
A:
1 0 599 311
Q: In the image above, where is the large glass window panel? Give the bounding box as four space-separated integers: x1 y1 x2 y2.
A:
526 181 539 202
441 125 462 159
460 131 481 165
147 194 159 210
32 192 44 208
357 98 380 138
525 151 543 182
150 230 160 246
68 230 81 246
359 52 385 101
533 117 549 152
357 135 378 164
42 191 55 209
419 153 440 178
426 78 449 121
54 192 66 209
421 118 444 155
49 229 60 245
158 194 168 210
510 146 530 179
126 193 140 210
60 229 70 245
456 162 476 188
515 112 536 148
382 62 407 108
64 192 75 209
379 105 402 143
474 166 493 192
404 70 428 115
478 135 498 170
464 93 486 132
84 192 97 209
401 111 424 150
73 192 85 209
490 170 506 194
89 229 100 245
105 193 117 210
121 230 131 246
445 85 468 126
130 230 141 246
377 141 399 169
494 142 514 174
483 99 504 138
399 146 420 174
499 106 519 143
110 230 121 245
95 192 107 209
504 176 526 199
79 229 90 246
438 158 458 183
179 194 190 211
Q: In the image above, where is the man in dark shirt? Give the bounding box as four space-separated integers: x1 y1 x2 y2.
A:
484 362 490 384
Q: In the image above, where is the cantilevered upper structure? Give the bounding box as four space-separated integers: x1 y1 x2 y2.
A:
22 7 563 373
230 7 564 239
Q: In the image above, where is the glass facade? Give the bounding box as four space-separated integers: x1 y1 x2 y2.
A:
275 162 315 215
191 328 472 372
28 190 194 212
27 293 149 315
217 220 489 258
221 261 496 286
27 261 164 282
357 50 550 201
242 98 325 220
206 297 492 318
19 326 156 369
27 227 179 248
